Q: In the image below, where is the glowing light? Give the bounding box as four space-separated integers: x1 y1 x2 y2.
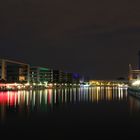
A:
132 80 140 86
39 82 42 86
0 91 18 106
48 83 53 87
25 83 30 86
33 83 36 85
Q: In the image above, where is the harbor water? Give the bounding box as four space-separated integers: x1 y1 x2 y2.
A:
0 86 140 139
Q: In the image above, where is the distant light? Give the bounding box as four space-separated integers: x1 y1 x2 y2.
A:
132 80 140 86
48 83 53 87
44 82 48 85
25 83 30 86
33 83 36 85
39 83 42 86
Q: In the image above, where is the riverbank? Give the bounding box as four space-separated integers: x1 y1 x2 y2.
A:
0 83 83 91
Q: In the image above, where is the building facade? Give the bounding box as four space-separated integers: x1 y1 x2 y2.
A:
30 67 53 84
0 59 30 83
0 59 82 85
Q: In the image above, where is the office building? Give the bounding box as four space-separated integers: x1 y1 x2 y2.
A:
30 67 53 83
0 59 30 83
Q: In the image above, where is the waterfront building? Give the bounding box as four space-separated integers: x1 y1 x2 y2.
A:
66 72 73 83
0 59 82 86
72 73 81 83
61 71 67 83
0 59 30 83
52 70 78 84
52 70 81 84
52 70 63 83
30 67 53 84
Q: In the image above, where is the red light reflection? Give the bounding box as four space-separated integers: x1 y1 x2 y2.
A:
0 91 18 106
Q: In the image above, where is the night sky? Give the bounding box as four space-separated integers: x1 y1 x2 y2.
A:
0 0 140 79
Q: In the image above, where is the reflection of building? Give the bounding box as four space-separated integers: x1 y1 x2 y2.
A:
129 95 140 113
0 59 30 83
30 67 53 83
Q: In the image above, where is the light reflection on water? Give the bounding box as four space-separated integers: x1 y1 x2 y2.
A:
0 86 140 122
128 95 140 114
2 87 127 105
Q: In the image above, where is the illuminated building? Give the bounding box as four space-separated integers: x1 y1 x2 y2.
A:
0 59 82 86
0 59 30 83
30 67 53 83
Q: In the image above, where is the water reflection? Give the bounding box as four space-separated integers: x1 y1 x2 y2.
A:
0 86 129 122
128 95 140 114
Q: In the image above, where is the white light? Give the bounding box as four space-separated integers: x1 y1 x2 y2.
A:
25 83 30 86
17 85 21 89
44 82 48 85
39 83 42 86
132 80 140 86
48 84 53 87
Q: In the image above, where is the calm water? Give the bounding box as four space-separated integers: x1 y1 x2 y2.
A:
0 86 140 139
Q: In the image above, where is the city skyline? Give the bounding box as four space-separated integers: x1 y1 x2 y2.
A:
0 0 140 79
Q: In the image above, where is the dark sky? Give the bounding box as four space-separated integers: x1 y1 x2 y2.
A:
0 0 140 79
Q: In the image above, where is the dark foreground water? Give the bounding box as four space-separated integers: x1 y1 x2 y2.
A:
0 86 140 139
